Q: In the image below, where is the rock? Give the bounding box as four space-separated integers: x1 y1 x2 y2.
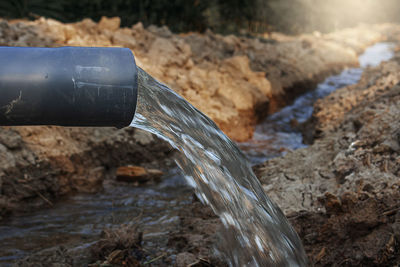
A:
116 166 163 183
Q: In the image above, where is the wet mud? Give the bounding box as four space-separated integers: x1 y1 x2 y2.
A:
255 48 400 266
0 17 400 266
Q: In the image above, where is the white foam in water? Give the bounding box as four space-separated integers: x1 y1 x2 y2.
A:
131 68 307 266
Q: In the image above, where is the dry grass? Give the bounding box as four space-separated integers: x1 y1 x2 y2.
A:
90 223 144 267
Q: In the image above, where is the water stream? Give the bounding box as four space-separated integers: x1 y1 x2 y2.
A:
0 42 394 266
131 68 307 266
240 42 395 164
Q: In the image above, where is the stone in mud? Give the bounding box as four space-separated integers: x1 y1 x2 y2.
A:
116 166 163 184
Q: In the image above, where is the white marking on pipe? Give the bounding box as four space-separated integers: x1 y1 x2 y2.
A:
4 91 22 115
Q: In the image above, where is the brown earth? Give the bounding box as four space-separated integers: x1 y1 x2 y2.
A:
1 16 400 266
254 48 400 266
15 50 400 266
1 17 399 219
97 54 400 265
0 126 174 219
2 17 399 142
255 54 400 215
98 41 400 267
15 198 224 267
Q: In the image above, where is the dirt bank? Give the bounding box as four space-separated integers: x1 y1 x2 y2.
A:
256 53 400 215
14 48 400 266
254 49 400 265
1 17 399 218
1 17 400 266
0 126 173 219
2 17 399 141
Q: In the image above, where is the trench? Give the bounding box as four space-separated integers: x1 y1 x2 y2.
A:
0 42 394 265
240 42 395 164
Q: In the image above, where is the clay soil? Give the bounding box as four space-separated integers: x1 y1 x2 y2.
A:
255 51 400 266
1 17 400 266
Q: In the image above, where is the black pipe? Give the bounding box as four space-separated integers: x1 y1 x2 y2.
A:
0 46 138 128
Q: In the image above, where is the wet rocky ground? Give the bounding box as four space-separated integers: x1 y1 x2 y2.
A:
0 17 400 266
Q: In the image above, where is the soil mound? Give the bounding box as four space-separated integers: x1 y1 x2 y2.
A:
255 43 400 266
2 17 398 141
2 17 398 217
1 17 400 266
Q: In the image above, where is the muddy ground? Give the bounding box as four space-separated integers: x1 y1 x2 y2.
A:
256 51 400 265
0 17 400 266
1 17 399 219
1 16 396 220
2 17 400 141
20 48 399 267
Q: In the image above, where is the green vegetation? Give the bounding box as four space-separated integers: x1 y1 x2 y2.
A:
0 0 212 32
1 0 400 34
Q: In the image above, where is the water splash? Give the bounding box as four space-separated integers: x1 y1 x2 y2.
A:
131 68 307 266
0 43 395 266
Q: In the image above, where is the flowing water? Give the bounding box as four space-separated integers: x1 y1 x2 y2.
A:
240 42 395 164
0 42 394 266
131 68 307 266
